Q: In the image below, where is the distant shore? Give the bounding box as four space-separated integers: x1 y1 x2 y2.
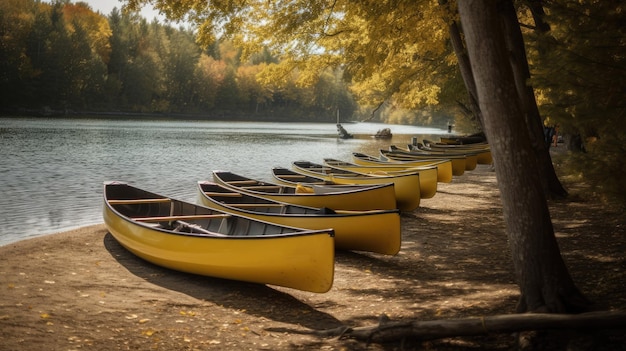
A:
0 109 345 124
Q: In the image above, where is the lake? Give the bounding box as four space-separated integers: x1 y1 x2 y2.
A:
0 117 449 245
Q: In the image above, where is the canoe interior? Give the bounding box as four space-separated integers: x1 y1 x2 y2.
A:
106 183 312 237
214 171 387 195
213 171 301 194
272 167 333 185
199 182 338 216
292 161 373 178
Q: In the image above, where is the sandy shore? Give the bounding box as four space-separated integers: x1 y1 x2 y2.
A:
1 165 624 350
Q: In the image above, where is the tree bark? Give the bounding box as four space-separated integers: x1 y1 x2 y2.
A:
456 1 588 313
498 0 567 198
439 0 485 133
524 0 551 33
448 19 485 132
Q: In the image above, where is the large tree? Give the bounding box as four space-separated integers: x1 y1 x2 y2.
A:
440 0 567 198
122 0 589 312
457 1 587 313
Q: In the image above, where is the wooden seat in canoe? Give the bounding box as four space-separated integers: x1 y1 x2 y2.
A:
133 214 231 222
240 185 283 190
108 198 171 205
278 174 308 179
226 203 285 208
226 180 259 185
203 192 243 197
173 220 228 236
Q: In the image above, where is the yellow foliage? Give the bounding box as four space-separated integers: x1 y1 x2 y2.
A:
126 0 457 111
62 3 112 63
142 329 156 336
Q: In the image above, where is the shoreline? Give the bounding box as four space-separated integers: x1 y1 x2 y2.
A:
0 223 104 248
1 165 623 350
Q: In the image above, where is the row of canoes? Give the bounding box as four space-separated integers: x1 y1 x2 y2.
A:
103 137 491 293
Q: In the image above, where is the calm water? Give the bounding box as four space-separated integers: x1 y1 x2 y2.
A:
0 117 448 245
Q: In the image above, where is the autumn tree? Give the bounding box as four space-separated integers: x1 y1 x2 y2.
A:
192 53 227 110
121 0 596 315
0 0 38 107
63 2 112 64
161 28 201 112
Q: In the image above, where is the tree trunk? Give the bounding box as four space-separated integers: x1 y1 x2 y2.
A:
448 19 485 132
524 0 551 33
439 0 485 132
498 0 568 198
456 1 589 313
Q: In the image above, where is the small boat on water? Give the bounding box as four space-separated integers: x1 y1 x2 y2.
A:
351 152 453 183
198 181 401 255
322 158 439 199
212 171 397 211
374 127 392 139
291 160 421 211
103 181 335 293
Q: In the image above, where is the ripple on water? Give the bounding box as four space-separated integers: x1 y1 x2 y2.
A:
0 117 448 245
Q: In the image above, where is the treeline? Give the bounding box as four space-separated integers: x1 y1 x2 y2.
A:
0 0 358 121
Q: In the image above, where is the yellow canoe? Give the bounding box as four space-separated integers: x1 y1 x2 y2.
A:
439 135 487 145
419 141 493 165
351 152 453 183
212 171 397 211
291 161 421 212
103 181 335 293
380 149 467 176
198 181 401 255
322 158 439 199
400 145 478 171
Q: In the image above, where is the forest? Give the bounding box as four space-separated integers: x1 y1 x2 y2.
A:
0 0 358 121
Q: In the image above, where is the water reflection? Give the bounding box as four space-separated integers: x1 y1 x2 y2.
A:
0 117 448 245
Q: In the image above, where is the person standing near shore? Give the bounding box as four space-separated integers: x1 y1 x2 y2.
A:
552 124 560 147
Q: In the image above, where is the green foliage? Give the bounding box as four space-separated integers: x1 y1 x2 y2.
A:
527 1 626 204
579 134 626 206
0 0 38 106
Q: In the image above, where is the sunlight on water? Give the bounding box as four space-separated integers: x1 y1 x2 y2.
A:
0 117 449 245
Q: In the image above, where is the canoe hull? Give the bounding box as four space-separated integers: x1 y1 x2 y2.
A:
291 161 421 212
423 142 493 165
103 182 335 293
380 150 467 176
198 182 401 255
213 171 398 211
405 146 478 171
323 159 439 199
352 153 454 183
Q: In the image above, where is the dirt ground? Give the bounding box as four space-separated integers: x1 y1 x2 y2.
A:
1 160 624 350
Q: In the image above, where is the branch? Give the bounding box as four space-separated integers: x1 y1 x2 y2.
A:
312 311 626 343
361 100 386 122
